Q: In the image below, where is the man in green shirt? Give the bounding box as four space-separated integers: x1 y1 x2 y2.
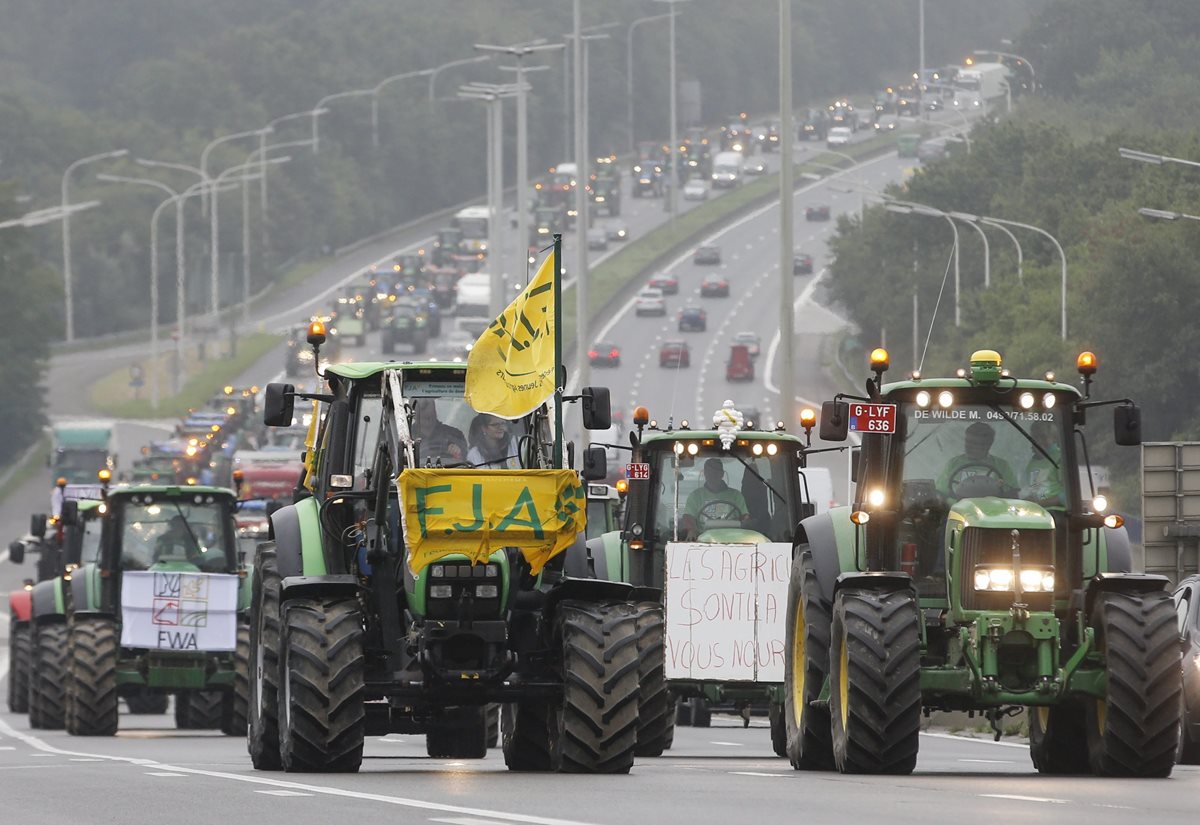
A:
937 421 1018 499
1021 420 1064 507
680 458 749 540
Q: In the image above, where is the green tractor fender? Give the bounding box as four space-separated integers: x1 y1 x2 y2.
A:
30 578 65 622
574 530 626 582
1083 572 1170 618
68 564 105 615
795 507 862 605
1087 525 1132 577
270 497 326 579
239 563 255 613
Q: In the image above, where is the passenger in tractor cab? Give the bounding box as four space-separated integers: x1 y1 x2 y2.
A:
680 458 750 540
1021 420 1065 508
412 399 468 467
466 414 520 469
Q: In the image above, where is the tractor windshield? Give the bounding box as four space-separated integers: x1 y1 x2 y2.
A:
79 514 102 565
116 498 234 573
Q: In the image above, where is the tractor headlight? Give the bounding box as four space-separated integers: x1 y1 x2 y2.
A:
915 390 931 408
1092 495 1108 513
476 585 499 598
867 488 885 508
973 565 1054 592
937 391 954 408
1019 392 1035 409
429 585 453 599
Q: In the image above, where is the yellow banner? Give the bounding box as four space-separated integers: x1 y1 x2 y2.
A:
399 468 586 576
464 252 557 419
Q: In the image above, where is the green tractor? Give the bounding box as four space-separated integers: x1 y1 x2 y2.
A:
48 484 251 736
248 351 653 774
586 402 825 756
785 348 1180 776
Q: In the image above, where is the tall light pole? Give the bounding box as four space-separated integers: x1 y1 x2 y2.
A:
626 12 674 153
312 90 373 154
200 128 271 215
572 0 589 389
886 202 962 327
243 139 313 319
0 202 99 231
779 0 794 422
1137 207 1200 224
261 109 326 243
980 215 1067 339
562 22 620 160
655 0 690 223
1119 146 1200 171
919 0 926 92
209 157 289 320
61 148 128 342
371 69 435 149
428 55 492 103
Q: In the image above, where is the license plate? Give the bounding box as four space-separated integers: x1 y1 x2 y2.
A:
848 403 897 434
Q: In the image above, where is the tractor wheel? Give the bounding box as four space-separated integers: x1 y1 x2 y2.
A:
829 588 921 775
248 542 283 770
1179 691 1200 764
1085 590 1180 777
557 601 640 773
278 598 365 773
221 622 251 736
65 617 120 736
688 697 712 727
426 707 488 759
7 619 30 714
125 689 169 715
1028 703 1089 774
769 703 787 757
784 549 835 770
486 704 500 748
634 603 674 756
502 701 558 771
675 696 693 726
175 691 224 730
28 623 67 729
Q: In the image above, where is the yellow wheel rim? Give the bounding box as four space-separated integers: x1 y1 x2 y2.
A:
1036 706 1050 731
791 603 806 727
838 633 850 730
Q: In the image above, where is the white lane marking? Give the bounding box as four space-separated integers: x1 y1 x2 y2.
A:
0 717 601 825
920 732 1030 750
69 757 105 762
433 819 520 825
146 771 187 777
958 759 1015 764
980 795 1068 805
729 771 786 778
710 741 745 747
0 764 74 771
0 746 15 751
256 790 315 797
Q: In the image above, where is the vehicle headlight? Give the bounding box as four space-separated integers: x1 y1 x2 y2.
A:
476 585 499 599
429 585 453 599
937 391 954 408
867 488 886 508
1019 392 1035 409
915 390 931 408
973 565 1054 593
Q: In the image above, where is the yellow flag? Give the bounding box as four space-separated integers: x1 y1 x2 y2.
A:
398 468 586 576
464 253 557 419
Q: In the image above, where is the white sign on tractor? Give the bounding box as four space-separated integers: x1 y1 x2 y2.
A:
120 571 239 651
662 542 791 683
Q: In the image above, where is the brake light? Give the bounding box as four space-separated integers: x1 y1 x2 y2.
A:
588 350 598 358
609 349 619 358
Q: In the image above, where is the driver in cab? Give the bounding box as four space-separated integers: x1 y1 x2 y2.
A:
936 421 1018 499
680 458 749 540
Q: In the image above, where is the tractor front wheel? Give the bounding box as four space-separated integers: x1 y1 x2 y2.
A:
125 689 169 715
7 620 30 714
278 598 365 773
502 701 558 771
221 622 251 736
1085 591 1180 777
426 707 488 759
634 602 674 756
175 690 224 729
248 542 282 770
829 588 921 775
28 623 67 729
784 549 835 770
65 617 120 736
1029 703 1089 774
769 703 787 757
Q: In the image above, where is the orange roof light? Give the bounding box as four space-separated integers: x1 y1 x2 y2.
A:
57 477 68 488
233 469 244 482
97 469 112 483
615 479 629 495
869 347 890 372
1077 351 1098 376
633 406 650 427
799 408 817 429
307 320 327 347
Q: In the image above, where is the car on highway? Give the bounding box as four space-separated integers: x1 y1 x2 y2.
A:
734 331 761 358
925 97 944 112
677 306 707 332
648 273 679 295
635 287 667 316
745 157 768 176
682 178 709 201
659 339 691 368
873 117 898 133
725 344 754 381
700 274 730 297
917 137 949 163
433 329 474 363
587 341 621 368
826 126 852 147
693 244 721 265
740 406 763 428
793 252 814 274
606 223 629 242
805 204 831 221
1176 574 1200 764
586 227 608 251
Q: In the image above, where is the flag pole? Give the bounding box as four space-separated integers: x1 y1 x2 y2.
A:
553 233 564 468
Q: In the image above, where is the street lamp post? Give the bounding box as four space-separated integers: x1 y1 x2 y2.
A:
1119 146 1200 171
982 219 1022 281
0 202 99 231
209 157 289 321
242 139 314 320
61 148 128 342
312 90 373 154
428 55 492 103
982 215 1067 339
371 69 435 149
200 128 272 216
1137 207 1200 223
886 202 962 327
654 0 690 223
779 0 795 421
626 12 675 153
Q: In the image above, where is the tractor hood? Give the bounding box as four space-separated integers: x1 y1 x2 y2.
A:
696 527 771 544
948 497 1055 532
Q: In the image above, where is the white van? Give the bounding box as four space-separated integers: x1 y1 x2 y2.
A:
455 272 491 319
826 126 852 147
711 150 744 188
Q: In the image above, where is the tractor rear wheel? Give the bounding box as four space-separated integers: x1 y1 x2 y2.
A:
688 698 711 728
675 697 692 726
65 617 120 736
634 602 674 756
557 601 640 773
125 689 169 715
829 588 921 775
221 622 251 736
426 706 488 759
7 620 30 713
784 549 835 770
769 703 787 757
248 542 283 770
1029 703 1089 774
175 690 224 729
486 704 500 748
503 701 558 771
28 623 67 729
1085 591 1180 777
278 598 365 773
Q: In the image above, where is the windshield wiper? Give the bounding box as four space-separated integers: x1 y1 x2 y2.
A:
731 453 788 506
987 404 1057 467
168 500 204 557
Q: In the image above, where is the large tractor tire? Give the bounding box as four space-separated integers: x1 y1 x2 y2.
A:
175 690 224 730
688 697 712 728
278 598 365 773
486 704 500 748
502 701 558 771
1179 691 1200 765
769 703 787 757
675 697 692 726
634 603 674 756
7 620 30 713
1085 590 1180 777
125 689 169 715
784 549 836 770
426 706 488 759
829 588 922 775
65 617 120 736
1029 703 1089 774
221 622 251 736
557 601 641 773
28 623 67 729
248 542 283 770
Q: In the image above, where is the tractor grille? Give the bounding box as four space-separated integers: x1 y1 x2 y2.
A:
959 527 1053 613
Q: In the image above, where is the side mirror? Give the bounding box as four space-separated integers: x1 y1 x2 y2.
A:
263 383 296 428
581 386 612 431
60 500 79 528
850 446 862 484
8 540 24 565
819 400 849 442
1114 404 1141 446
31 513 47 539
581 446 608 481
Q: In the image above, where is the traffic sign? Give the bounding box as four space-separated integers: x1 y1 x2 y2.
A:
625 463 651 480
848 403 897 434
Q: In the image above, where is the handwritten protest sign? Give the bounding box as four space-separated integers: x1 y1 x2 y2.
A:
120 571 239 651
663 542 791 683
